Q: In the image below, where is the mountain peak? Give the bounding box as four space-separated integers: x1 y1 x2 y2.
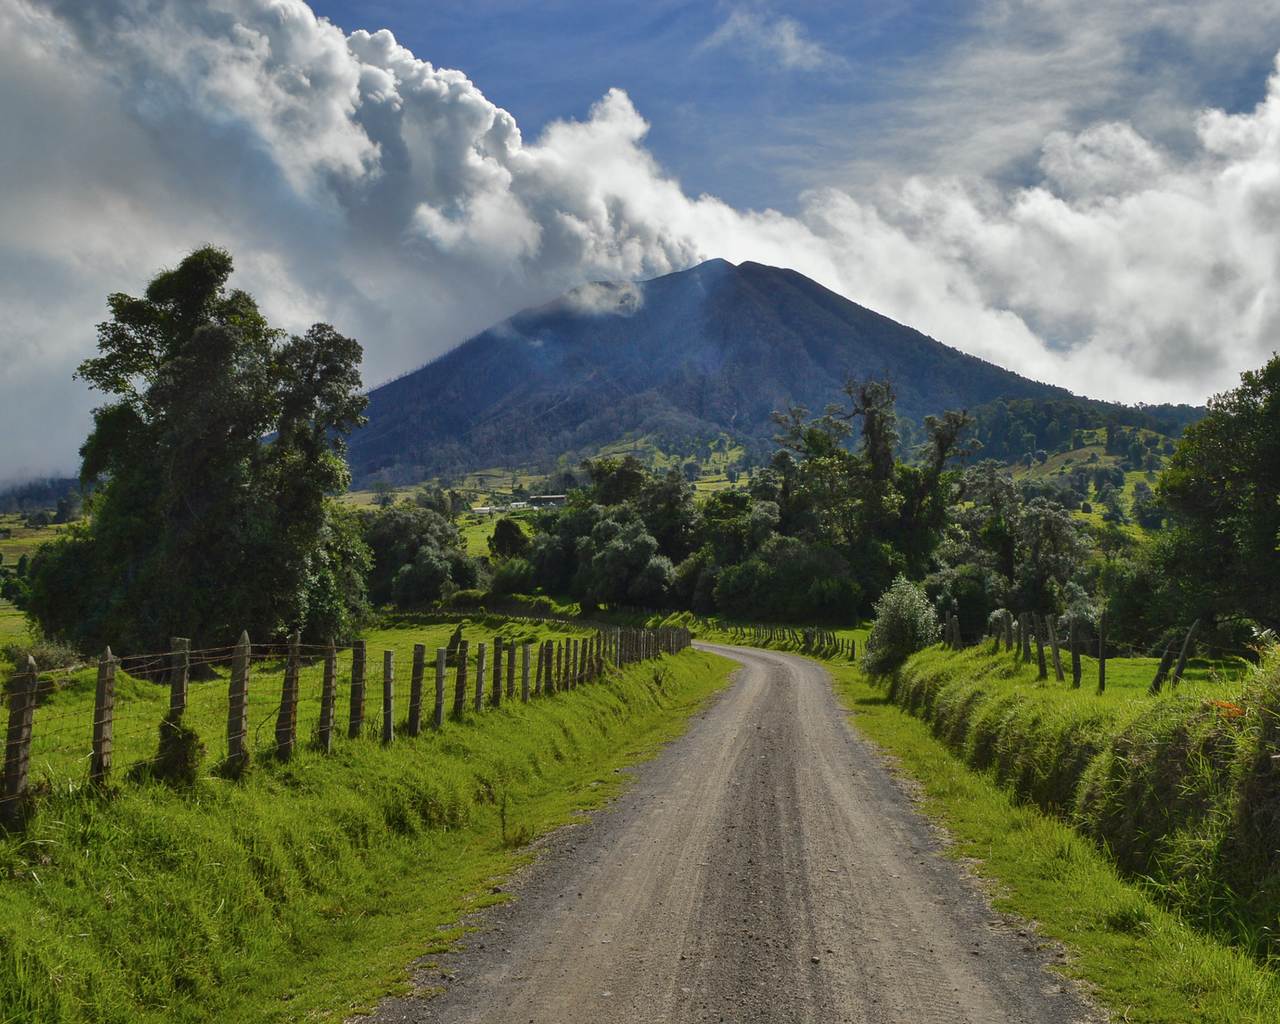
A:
348 261 1071 484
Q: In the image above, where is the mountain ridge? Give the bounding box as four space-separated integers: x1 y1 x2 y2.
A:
348 259 1193 485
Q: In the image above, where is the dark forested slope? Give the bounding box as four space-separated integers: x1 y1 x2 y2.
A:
349 259 1191 483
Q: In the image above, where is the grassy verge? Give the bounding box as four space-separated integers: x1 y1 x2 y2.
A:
881 644 1279 952
661 610 870 657
829 660 1280 1023
834 660 1280 1018
0 632 734 1023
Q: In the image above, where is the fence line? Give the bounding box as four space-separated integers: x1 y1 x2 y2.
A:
0 621 692 831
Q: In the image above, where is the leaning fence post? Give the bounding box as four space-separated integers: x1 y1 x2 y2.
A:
1148 642 1177 696
1 655 37 828
169 637 189 718
409 644 425 736
1046 615 1065 682
1097 612 1108 694
348 640 366 739
382 650 395 744
434 648 446 729
318 642 337 752
475 643 486 712
89 648 117 786
227 631 251 770
522 643 530 703
454 640 468 715
276 630 302 760
1169 619 1202 690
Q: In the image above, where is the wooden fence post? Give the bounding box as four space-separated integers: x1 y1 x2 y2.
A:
535 641 544 695
1046 615 1065 682
434 648 446 729
409 644 425 736
1035 614 1049 680
1148 642 1176 696
1004 610 1014 653
1097 612 1108 694
89 647 117 786
1 655 37 828
454 640 468 716
227 631 251 770
169 637 189 718
348 640 366 739
276 630 302 760
1070 620 1082 688
319 642 336 752
556 641 564 691
507 642 516 700
475 643 486 712
382 650 395 744
1021 613 1033 662
522 643 530 703
1169 619 1202 690
492 637 503 708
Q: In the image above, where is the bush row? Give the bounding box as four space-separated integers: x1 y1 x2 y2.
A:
884 645 1280 957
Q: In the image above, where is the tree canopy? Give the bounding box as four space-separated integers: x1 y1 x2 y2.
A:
28 247 370 653
1154 355 1280 630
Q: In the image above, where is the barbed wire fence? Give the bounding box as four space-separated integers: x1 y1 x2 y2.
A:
0 621 692 831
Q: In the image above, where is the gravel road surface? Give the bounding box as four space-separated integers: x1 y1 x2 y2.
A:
364 643 1103 1024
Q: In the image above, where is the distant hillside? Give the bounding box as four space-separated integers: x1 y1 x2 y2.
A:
349 259 1200 485
964 395 1203 466
0 477 79 514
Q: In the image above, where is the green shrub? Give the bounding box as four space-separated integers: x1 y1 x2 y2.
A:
862 575 941 674
884 641 1280 957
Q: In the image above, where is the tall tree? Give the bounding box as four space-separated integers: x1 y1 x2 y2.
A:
1157 354 1280 629
28 247 370 653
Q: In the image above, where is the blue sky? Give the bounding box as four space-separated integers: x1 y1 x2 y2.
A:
308 0 1277 207
305 1 972 210
4 0 1280 478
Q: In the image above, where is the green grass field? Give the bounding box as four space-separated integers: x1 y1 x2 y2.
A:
0 621 734 1024
13 616 624 792
0 515 64 564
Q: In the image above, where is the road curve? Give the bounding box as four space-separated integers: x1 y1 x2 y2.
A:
366 643 1102 1024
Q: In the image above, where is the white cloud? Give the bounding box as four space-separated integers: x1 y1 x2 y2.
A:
699 6 837 72
4 0 1280 478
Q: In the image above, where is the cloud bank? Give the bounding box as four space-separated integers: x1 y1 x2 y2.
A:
3 0 1280 477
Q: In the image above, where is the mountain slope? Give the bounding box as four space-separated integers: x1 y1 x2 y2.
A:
349 259 1079 483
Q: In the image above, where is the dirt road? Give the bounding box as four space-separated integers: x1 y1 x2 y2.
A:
367 643 1102 1023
